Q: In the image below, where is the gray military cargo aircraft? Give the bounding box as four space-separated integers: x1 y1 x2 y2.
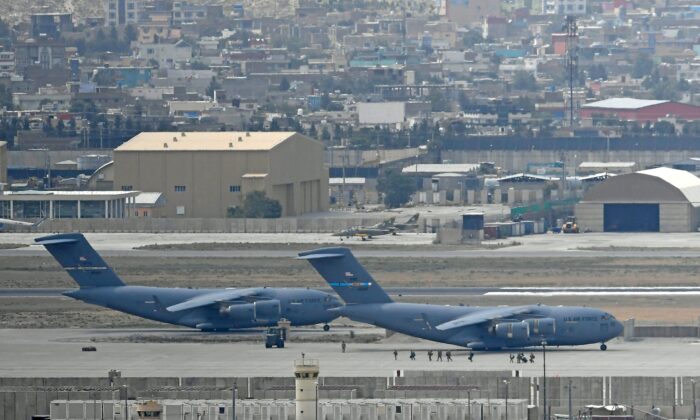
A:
37 233 342 331
299 247 624 351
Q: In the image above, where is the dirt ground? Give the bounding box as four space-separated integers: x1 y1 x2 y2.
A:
1 255 699 327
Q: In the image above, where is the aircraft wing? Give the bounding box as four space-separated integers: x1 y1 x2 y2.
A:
166 288 266 312
435 305 537 331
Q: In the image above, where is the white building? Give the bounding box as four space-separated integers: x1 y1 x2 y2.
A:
357 102 405 125
12 86 71 111
542 0 586 15
137 40 192 69
105 0 139 26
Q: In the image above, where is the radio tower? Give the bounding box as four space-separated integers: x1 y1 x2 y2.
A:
565 15 578 128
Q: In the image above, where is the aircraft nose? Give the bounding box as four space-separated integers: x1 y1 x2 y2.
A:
613 320 624 337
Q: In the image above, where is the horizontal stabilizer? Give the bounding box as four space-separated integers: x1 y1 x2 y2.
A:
166 288 263 312
436 306 535 331
36 233 125 289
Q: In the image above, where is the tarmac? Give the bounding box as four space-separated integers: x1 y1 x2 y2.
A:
3 232 700 258
1 328 700 377
6 286 700 297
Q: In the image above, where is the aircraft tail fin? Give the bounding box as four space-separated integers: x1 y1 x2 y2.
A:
298 247 392 304
407 213 419 224
35 233 126 288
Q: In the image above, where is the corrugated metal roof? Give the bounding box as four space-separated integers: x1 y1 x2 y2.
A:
134 192 164 205
497 173 559 182
329 177 365 185
401 163 479 174
579 161 636 169
115 132 298 152
582 98 669 110
638 167 700 203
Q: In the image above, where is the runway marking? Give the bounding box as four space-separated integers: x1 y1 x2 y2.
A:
487 291 700 296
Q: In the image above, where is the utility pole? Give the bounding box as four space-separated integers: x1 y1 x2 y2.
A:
564 15 578 128
542 340 547 420
504 380 510 420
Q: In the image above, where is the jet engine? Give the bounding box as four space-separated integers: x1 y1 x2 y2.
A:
221 303 254 319
494 321 529 339
526 318 556 336
221 300 281 321
253 300 281 320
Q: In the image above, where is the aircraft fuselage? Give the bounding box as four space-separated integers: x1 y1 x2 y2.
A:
335 302 623 350
66 286 341 330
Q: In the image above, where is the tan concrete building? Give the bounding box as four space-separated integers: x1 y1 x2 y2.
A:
0 141 6 185
113 132 328 218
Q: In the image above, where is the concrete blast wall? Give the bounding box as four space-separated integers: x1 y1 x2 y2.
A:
4 373 700 420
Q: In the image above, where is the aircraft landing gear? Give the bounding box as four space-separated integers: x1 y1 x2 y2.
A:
600 343 607 351
323 324 330 332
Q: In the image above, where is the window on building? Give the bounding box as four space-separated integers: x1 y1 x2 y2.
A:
229 185 241 192
176 206 185 215
127 2 134 9
81 201 106 218
127 12 134 19
174 185 186 192
121 185 133 191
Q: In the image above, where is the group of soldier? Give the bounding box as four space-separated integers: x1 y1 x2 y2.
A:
399 350 476 362
511 353 536 363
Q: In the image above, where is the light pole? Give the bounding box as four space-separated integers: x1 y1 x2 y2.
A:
232 382 237 420
315 381 319 420
542 340 547 420
504 380 510 420
692 379 696 420
122 385 128 420
468 389 472 420
564 380 576 420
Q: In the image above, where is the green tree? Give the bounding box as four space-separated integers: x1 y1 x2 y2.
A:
513 71 537 91
588 64 608 81
228 191 282 218
428 89 450 112
279 77 290 91
205 76 221 98
653 121 676 136
56 119 65 136
632 54 655 79
124 24 137 43
377 168 417 208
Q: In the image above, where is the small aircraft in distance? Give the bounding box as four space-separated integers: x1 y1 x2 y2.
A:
37 233 342 331
0 218 45 231
332 213 420 240
391 213 420 231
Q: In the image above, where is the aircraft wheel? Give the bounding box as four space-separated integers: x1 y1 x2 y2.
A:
323 324 330 332
600 343 607 351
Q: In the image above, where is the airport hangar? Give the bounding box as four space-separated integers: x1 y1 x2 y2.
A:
113 131 329 218
576 167 700 232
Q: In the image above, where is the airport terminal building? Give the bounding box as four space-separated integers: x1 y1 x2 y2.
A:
114 131 328 218
576 167 700 232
